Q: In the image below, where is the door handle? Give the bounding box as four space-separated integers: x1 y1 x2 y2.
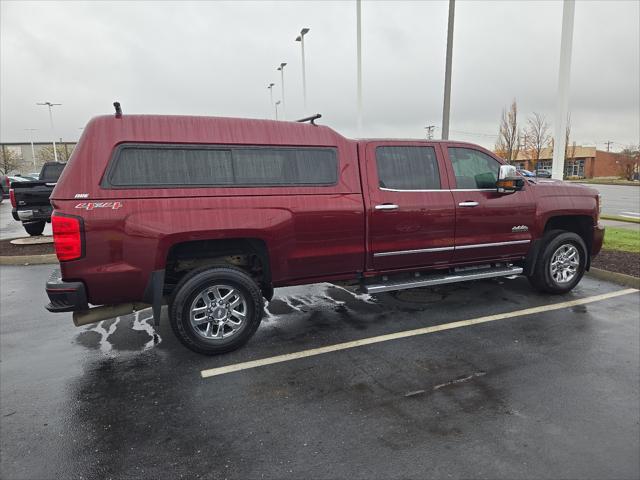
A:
375 204 399 210
458 201 479 207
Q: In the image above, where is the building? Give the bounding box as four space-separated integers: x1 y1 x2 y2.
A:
0 142 77 174
508 146 636 179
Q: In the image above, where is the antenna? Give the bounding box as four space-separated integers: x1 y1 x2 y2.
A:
113 102 122 118
296 113 322 126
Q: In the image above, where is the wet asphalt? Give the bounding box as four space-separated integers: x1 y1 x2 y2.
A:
1 265 639 480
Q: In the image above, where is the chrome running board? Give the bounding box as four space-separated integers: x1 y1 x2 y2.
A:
364 266 523 294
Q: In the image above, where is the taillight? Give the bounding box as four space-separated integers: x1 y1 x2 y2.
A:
596 194 602 222
52 214 83 261
9 188 16 208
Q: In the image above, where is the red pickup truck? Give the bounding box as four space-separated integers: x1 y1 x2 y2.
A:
46 112 604 354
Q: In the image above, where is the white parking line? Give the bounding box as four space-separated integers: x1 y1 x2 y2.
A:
200 288 638 379
620 212 640 217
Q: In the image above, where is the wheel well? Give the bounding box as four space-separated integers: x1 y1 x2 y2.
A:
164 238 271 297
544 215 593 266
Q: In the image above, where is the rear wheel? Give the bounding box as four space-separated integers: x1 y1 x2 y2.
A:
169 266 263 355
528 230 587 294
23 221 45 236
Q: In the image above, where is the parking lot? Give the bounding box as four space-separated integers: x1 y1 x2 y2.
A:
1 264 638 479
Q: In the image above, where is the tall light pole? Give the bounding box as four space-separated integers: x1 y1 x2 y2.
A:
24 128 37 168
275 100 281 121
356 0 363 134
295 27 310 110
441 0 455 140
277 63 287 119
267 83 275 118
551 0 575 180
36 101 62 162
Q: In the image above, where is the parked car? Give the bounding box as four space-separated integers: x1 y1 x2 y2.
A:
45 113 604 355
517 169 535 177
10 162 66 235
535 169 552 178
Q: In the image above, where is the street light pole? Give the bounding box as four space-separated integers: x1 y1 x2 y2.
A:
277 63 287 119
24 128 37 168
295 28 310 111
36 101 62 162
267 83 275 118
356 0 363 134
275 100 281 121
441 0 455 140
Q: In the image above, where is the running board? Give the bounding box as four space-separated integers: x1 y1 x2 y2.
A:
364 266 523 294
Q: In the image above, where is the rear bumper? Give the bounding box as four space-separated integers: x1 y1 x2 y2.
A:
592 223 605 257
45 269 89 313
14 205 52 222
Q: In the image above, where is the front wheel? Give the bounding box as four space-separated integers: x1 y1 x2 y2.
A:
23 221 45 236
169 266 264 355
528 230 587 294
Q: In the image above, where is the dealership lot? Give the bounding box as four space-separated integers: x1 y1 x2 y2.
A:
1 264 638 479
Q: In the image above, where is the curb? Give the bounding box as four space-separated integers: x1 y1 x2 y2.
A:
600 215 640 224
587 268 640 289
0 254 58 266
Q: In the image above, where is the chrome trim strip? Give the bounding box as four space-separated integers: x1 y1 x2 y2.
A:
373 239 530 257
380 187 445 192
379 187 496 193
373 246 454 257
455 239 530 250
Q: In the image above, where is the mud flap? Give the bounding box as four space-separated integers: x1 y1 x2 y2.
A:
143 270 165 327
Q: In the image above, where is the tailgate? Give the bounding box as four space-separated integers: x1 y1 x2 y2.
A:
12 182 55 208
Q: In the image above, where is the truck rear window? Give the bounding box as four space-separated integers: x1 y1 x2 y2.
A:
105 145 338 187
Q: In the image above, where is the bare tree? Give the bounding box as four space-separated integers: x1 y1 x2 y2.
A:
1 145 21 175
619 145 639 180
524 112 551 171
35 144 74 163
495 99 521 163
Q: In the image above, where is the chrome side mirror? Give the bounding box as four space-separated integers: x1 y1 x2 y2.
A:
496 164 524 194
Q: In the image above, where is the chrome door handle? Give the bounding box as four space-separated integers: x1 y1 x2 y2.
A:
375 204 399 210
458 201 479 207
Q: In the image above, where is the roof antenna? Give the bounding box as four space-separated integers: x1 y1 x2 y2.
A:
296 113 322 126
113 101 122 118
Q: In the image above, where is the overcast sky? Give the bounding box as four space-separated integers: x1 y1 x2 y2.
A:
1 0 638 150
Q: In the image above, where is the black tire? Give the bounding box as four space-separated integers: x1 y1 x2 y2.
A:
528 230 587 294
169 266 264 355
23 221 45 236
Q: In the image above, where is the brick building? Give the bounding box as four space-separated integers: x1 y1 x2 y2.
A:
509 146 637 179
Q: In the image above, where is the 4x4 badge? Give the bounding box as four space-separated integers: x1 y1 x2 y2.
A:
75 202 123 211
512 225 529 232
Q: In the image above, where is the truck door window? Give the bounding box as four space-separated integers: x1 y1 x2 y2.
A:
448 147 500 189
375 146 440 190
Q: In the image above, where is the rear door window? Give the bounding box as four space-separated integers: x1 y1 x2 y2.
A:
375 146 441 190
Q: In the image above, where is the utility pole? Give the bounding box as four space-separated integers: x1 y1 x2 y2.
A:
550 0 575 180
295 28 310 110
356 0 363 134
441 0 455 140
36 101 62 162
425 125 435 140
604 140 613 152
